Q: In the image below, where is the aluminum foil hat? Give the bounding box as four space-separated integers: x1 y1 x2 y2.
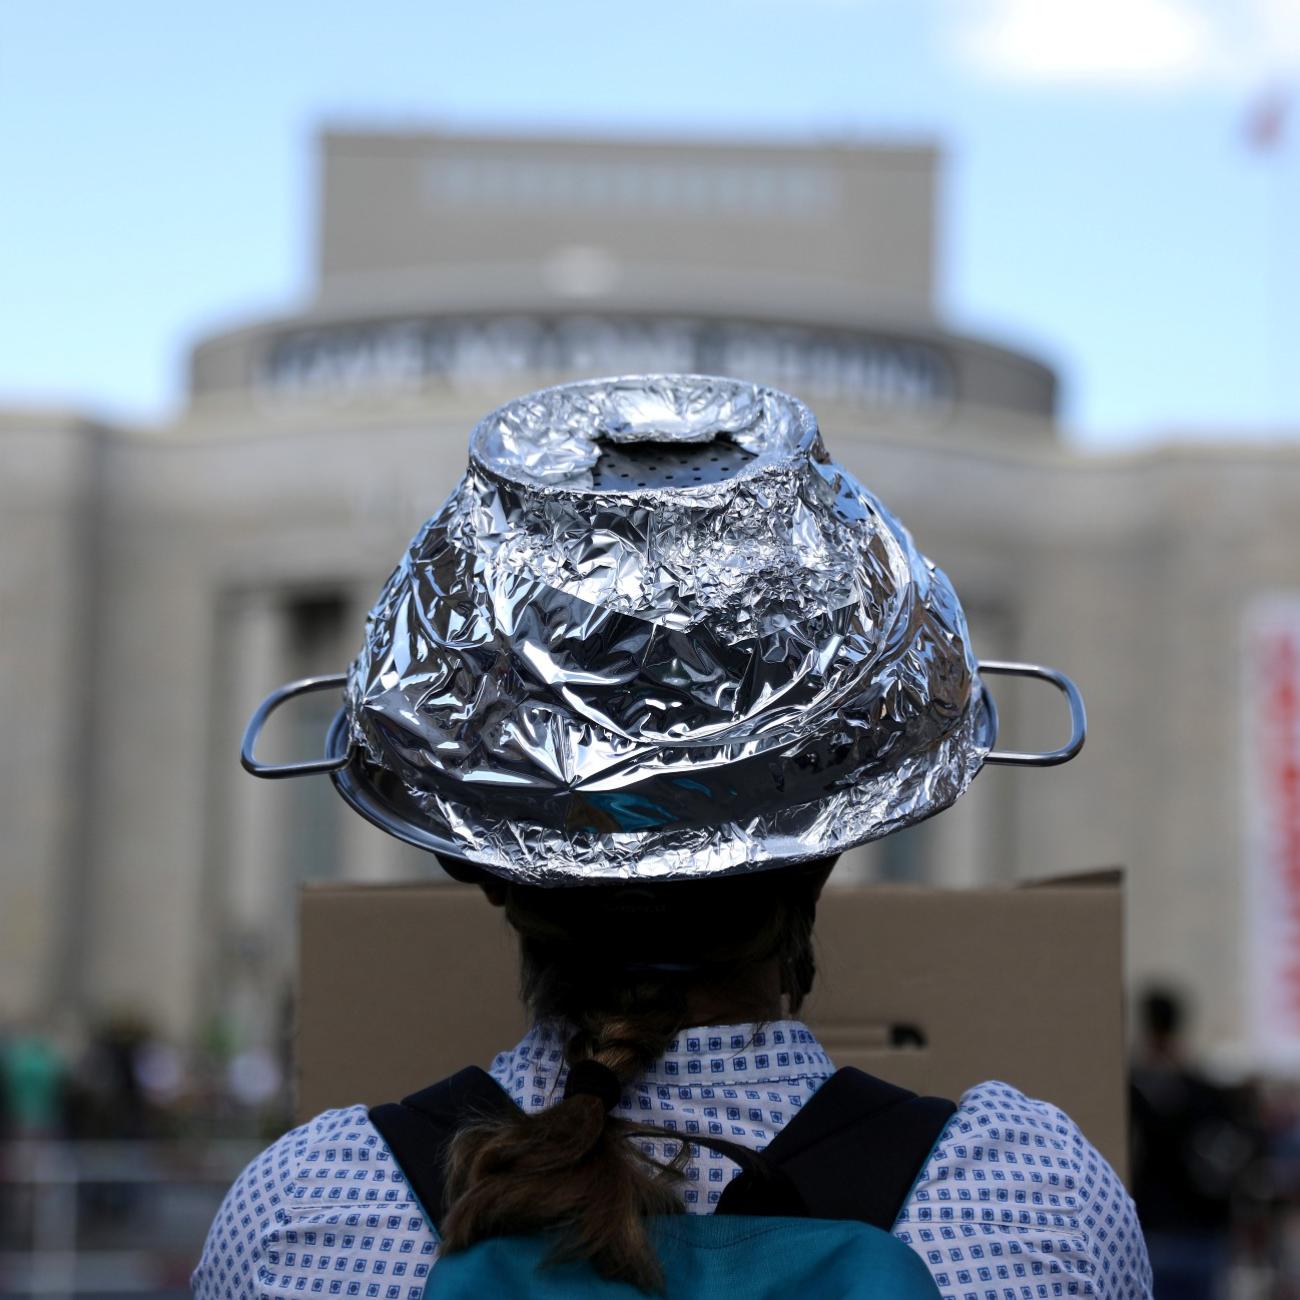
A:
243 375 1085 885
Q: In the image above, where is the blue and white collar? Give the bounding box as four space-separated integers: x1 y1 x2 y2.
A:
497 1018 835 1094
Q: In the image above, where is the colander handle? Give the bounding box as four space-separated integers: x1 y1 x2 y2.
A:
241 673 353 779
979 661 1086 767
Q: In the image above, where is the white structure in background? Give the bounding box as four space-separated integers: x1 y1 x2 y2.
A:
2 129 1298 1073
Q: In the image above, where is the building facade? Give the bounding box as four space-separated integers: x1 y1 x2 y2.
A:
3 129 1296 1071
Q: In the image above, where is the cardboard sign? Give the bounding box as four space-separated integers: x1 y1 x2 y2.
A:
297 873 1127 1177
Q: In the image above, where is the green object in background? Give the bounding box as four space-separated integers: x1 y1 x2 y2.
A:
2 1033 65 1133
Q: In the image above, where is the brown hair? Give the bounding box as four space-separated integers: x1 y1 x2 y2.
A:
437 858 835 1292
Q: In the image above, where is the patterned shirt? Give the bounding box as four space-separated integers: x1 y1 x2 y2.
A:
192 1020 1151 1300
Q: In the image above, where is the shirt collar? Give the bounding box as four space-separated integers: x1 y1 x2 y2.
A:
508 1019 834 1089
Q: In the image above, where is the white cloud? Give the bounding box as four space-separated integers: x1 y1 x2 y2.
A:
950 0 1300 90
1253 0 1300 71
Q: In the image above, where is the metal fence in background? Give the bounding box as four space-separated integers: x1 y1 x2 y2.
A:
0 1139 258 1299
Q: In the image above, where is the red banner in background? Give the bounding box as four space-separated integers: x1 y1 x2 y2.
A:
1246 599 1300 1062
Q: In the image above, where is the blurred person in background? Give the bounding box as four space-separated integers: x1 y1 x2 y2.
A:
1241 1084 1300 1299
71 1015 164 1141
1130 987 1259 1300
0 1024 70 1255
0 1024 68 1140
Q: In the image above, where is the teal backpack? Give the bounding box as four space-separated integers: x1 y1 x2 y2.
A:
370 1066 954 1299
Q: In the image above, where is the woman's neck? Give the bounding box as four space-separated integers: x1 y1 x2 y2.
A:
682 959 784 1027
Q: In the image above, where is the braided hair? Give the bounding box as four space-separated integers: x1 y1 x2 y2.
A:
437 858 836 1293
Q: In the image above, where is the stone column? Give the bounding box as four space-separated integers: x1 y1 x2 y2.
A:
220 592 293 1053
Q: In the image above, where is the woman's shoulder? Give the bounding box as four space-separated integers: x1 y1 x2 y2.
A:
191 1104 435 1300
945 1077 1116 1151
893 1080 1152 1300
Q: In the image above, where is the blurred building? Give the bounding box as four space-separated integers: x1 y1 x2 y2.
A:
3 129 1298 1071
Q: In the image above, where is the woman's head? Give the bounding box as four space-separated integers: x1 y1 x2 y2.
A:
502 856 835 1023
436 855 837 1291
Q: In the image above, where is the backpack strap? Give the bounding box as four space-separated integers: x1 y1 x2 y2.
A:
371 1064 955 1235
369 1067 518 1231
714 1067 956 1230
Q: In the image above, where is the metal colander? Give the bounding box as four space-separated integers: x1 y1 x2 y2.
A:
242 375 1084 884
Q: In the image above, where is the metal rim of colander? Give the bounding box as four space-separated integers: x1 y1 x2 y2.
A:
467 373 820 497
318 682 1003 876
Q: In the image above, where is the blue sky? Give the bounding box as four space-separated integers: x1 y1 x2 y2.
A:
1 0 1297 447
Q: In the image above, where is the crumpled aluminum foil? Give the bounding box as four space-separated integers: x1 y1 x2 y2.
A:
341 375 993 883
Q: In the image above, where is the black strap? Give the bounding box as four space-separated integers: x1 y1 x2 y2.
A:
370 1067 517 1230
714 1068 956 1229
370 1065 955 1234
